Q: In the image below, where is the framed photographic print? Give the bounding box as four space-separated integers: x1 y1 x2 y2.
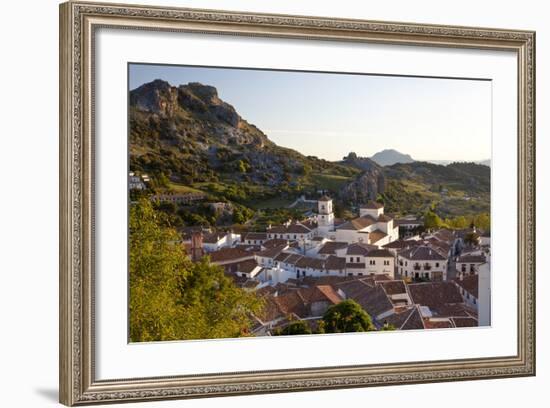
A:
59 1 536 405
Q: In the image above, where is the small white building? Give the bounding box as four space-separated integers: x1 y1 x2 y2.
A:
397 245 448 281
334 202 398 246
242 232 268 246
267 223 314 242
456 254 486 278
202 232 241 252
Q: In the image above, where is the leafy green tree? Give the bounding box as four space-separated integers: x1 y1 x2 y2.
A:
322 300 374 333
274 321 312 336
237 160 250 174
129 199 263 342
424 210 444 230
380 322 396 331
447 215 468 229
474 213 491 231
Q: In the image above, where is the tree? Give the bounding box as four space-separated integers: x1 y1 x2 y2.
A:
424 210 444 230
322 300 375 333
380 322 396 331
129 198 263 342
474 213 490 231
274 321 312 336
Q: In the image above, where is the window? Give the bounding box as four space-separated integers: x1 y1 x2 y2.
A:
369 260 375 265
356 257 360 263
384 260 390 266
436 262 439 267
349 257 353 262
358 273 363 276
473 298 477 305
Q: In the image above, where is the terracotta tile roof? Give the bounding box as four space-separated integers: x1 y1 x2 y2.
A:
260 296 288 321
383 239 421 249
234 259 260 274
256 245 287 258
208 247 253 263
336 216 376 231
262 238 289 249
255 286 277 297
398 245 447 261
424 319 454 329
427 242 451 258
377 280 407 295
275 291 309 318
408 282 464 310
337 280 393 318
367 248 394 258
318 241 349 255
455 275 479 298
274 252 292 263
356 286 394 318
433 229 456 243
346 242 376 255
434 303 477 319
369 229 388 244
268 223 312 234
302 285 343 305
284 254 303 265
451 316 479 327
457 254 486 263
336 279 373 296
384 306 425 330
325 255 346 270
302 275 360 286
296 256 325 270
243 232 268 241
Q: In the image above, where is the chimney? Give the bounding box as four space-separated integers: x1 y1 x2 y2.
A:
190 231 204 262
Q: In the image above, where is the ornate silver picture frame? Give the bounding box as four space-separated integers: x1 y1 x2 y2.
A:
59 1 535 405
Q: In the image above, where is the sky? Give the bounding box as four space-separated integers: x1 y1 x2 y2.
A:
129 63 492 162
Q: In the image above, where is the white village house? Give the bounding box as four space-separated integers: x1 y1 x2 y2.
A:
334 201 399 246
397 245 448 281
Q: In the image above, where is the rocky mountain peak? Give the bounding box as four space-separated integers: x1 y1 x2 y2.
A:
370 149 414 166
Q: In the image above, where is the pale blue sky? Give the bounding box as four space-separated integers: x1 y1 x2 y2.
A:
129 63 491 162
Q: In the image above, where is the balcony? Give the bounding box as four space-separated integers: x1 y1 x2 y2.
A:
413 264 421 271
423 264 432 271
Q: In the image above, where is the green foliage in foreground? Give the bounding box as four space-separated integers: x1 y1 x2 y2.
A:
322 300 375 333
129 199 263 342
273 320 312 336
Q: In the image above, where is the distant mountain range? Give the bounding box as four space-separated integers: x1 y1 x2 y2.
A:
370 149 414 166
369 149 490 168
